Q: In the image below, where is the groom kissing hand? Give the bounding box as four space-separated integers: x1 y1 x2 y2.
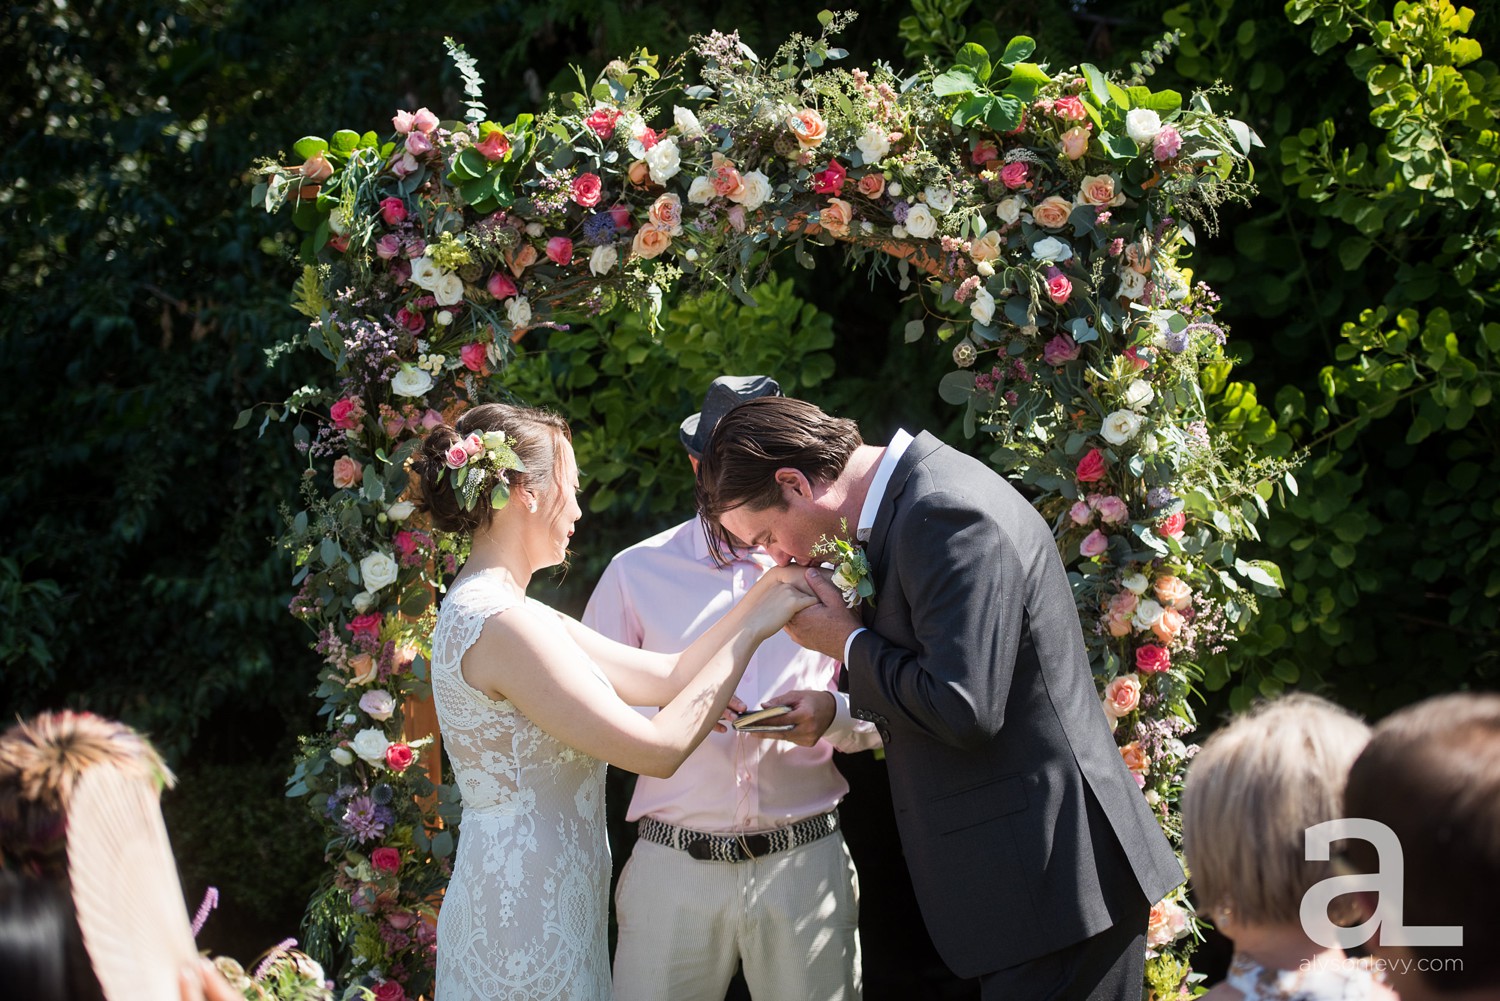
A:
696 397 1185 1001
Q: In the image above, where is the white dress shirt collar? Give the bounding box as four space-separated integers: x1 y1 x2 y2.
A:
855 429 913 543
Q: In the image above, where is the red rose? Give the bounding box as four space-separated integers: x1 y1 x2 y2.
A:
971 141 999 166
460 343 488 373
379 197 407 226
486 272 517 300
1158 512 1185 538
571 172 603 208
1124 346 1151 371
812 160 847 195
330 398 360 431
348 613 383 644
396 306 425 334
372 980 407 1001
1076 448 1107 484
371 847 402 874
585 107 621 139
474 130 511 162
1136 644 1171 674
327 232 350 254
607 204 633 231
385 742 414 772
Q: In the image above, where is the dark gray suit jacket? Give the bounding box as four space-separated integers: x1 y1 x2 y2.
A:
847 432 1184 978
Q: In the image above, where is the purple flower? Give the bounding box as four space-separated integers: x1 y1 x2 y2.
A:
582 212 618 246
1165 328 1190 353
342 795 390 843
891 200 909 224
1146 487 1176 509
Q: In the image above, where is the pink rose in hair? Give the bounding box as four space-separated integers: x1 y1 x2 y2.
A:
379 197 407 226
461 432 484 456
444 444 470 469
333 455 363 489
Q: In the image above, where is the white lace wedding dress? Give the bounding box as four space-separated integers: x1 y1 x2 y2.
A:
431 572 612 1000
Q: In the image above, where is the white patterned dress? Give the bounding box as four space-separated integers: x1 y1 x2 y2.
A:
432 572 612 1000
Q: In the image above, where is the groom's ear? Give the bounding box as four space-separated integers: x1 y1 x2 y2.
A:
774 467 812 500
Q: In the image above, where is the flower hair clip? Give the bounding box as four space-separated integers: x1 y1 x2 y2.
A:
443 430 527 512
810 518 875 609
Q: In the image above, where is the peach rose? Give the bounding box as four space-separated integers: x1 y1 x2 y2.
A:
1059 126 1091 161
1125 241 1153 275
1077 173 1125 208
856 173 886 199
969 231 1003 264
631 223 673 259
787 107 827 149
648 193 683 235
1105 611 1134 638
1154 575 1193 610
820 198 853 238
627 159 651 185
1151 608 1185 643
1032 195 1073 230
506 243 538 278
1103 674 1142 718
1148 899 1190 947
710 155 745 199
1120 741 1150 774
332 455 363 489
299 152 333 182
346 653 378 685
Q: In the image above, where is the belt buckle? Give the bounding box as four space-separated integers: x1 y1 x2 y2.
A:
736 834 759 860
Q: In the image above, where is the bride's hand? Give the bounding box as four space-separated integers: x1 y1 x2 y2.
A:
746 565 819 635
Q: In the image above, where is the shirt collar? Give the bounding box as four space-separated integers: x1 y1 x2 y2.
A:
856 429 913 543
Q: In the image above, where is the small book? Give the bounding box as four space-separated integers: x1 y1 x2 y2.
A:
731 705 795 732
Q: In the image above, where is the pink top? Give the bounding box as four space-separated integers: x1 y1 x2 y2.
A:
583 519 881 834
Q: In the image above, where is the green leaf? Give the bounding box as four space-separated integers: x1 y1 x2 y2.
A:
292 136 328 160
330 129 360 154
1000 35 1036 68
904 320 925 343
955 42 992 83
817 9 834 27
938 370 977 405
1338 236 1372 270
932 68 980 97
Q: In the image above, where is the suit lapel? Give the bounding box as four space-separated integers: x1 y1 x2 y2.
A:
863 431 945 586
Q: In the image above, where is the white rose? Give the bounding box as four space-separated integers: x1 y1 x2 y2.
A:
350 728 390 767
890 224 908 239
687 175 716 204
673 105 702 138
924 187 955 214
887 182 902 197
1125 109 1163 145
589 244 618 276
433 272 464 306
386 501 415 521
997 197 1023 225
1123 379 1155 411
976 260 995 277
644 137 682 184
1101 409 1144 445
390 364 434 398
359 551 399 592
1031 237 1074 263
970 286 996 325
1132 598 1165 631
330 747 355 766
904 203 937 239
351 590 376 613
506 296 532 330
359 689 397 722
856 123 890 165
524 221 545 237
409 256 441 291
731 170 772 211
1118 268 1149 300
1122 573 1150 595
435 310 453 326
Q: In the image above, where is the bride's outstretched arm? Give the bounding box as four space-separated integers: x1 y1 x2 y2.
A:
460 566 814 777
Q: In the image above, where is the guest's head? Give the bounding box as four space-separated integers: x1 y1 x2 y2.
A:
414 404 577 564
0 870 99 1001
695 396 861 565
1182 693 1371 938
1343 692 1500 999
679 375 782 465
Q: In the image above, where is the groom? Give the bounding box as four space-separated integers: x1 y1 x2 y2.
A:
695 397 1184 1000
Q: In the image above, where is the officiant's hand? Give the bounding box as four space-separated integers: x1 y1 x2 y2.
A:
748 689 835 747
784 568 860 661
712 695 749 733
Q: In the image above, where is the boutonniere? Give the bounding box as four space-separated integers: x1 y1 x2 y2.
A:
811 518 875 608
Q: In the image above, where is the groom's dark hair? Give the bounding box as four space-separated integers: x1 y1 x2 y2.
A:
695 397 861 546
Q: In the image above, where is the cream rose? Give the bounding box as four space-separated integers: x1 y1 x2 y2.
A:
359 552 399 592
1132 598 1166 632
1121 573 1150 595
351 590 377 613
433 272 465 307
904 203 937 239
390 364 434 398
996 197 1023 225
1032 195 1073 230
644 137 682 184
970 286 996 325
359 689 397 722
409 256 441 290
505 296 532 330
386 500 415 521
1126 109 1163 146
1101 410 1144 445
1118 268 1148 299
673 105 703 138
350 728 391 767
589 244 618 276
856 123 890 164
1123 379 1155 411
731 170 772 211
330 746 354 766
687 175 716 204
1031 237 1073 263
924 186 955 214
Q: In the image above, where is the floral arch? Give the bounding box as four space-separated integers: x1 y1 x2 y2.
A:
255 15 1289 999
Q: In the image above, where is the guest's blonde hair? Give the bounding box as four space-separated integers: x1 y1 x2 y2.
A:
1181 693 1370 926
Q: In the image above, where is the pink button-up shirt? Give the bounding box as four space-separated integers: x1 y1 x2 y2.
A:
583 519 881 834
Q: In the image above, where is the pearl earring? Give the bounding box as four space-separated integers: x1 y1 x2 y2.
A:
527 498 538 514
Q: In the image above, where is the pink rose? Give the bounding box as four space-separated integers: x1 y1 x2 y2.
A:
1148 899 1190 948
372 981 406 1001
1043 334 1080 366
375 234 401 260
1108 590 1140 617
856 173 886 199
299 152 333 183
390 151 419 178
348 613 383 645
1158 512 1185 538
396 307 425 334
1103 674 1141 718
1079 529 1109 558
391 110 415 135
572 172 603 207
444 444 470 469
330 398 361 431
327 233 349 254
1069 500 1093 526
411 107 439 134
420 409 444 430
607 204 632 230
647 193 682 232
1053 95 1087 121
1077 174 1122 207
404 130 432 156
726 205 746 232
404 238 426 259
386 910 417 931
461 432 483 456
379 197 407 226
546 237 573 266
460 343 489 373
385 743 414 773
1076 448 1107 484
1154 576 1193 610
1093 495 1129 525
1031 195 1073 230
999 162 1030 190
1152 609 1185 643
1046 272 1073 305
332 455 363 489
371 847 401 874
1153 126 1182 161
971 140 999 165
486 272 517 300
585 107 621 139
475 130 511 162
709 156 745 199
1135 644 1171 674
812 160 847 195
1060 125 1091 161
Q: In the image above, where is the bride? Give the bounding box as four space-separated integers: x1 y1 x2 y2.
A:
413 402 815 1001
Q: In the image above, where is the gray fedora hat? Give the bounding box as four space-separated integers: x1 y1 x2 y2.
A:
680 375 782 459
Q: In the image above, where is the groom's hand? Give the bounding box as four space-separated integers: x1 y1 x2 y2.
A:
784 568 860 661
750 689 835 747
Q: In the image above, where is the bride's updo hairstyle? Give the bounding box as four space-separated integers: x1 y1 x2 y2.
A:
412 403 572 534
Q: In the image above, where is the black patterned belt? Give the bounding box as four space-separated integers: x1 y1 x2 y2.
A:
636 810 840 863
